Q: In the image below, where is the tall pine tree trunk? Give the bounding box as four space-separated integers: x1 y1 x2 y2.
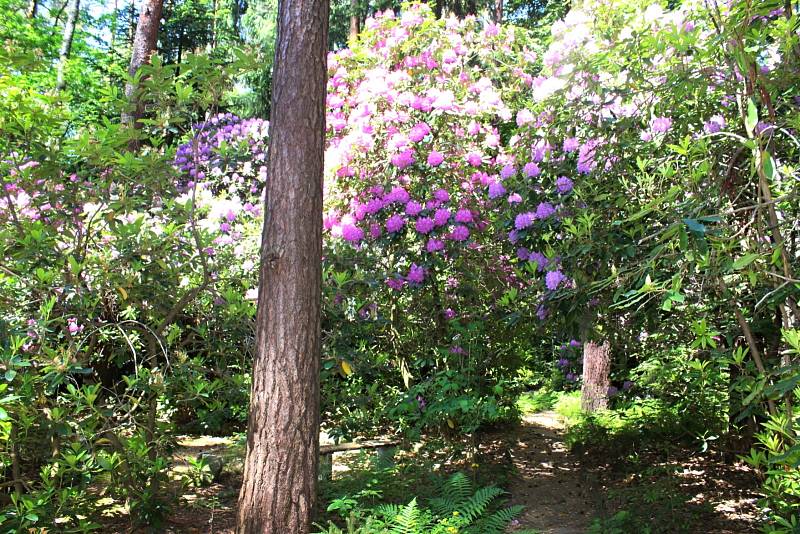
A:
122 0 164 135
349 0 359 39
55 0 80 92
236 0 328 529
581 340 611 412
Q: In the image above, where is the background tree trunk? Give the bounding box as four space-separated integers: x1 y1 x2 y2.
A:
55 0 80 92
236 0 328 529
349 0 359 40
581 340 611 412
122 0 164 134
26 0 38 18
465 0 476 16
493 0 502 23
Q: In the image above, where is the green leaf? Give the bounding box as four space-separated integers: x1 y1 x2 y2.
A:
746 98 758 134
762 151 776 181
732 253 759 270
682 218 706 235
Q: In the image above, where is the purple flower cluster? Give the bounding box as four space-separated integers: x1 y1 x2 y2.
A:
174 113 269 200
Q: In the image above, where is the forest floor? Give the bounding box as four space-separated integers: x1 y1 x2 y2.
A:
105 407 764 533
497 410 763 533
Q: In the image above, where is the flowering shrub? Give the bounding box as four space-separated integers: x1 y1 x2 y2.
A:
0 57 261 527
499 0 800 527
323 2 799 526
319 3 557 437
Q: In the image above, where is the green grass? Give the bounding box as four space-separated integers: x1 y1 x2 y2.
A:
517 389 558 414
517 388 583 422
553 391 582 421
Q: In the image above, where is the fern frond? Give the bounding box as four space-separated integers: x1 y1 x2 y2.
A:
374 503 403 520
428 495 458 516
388 498 435 534
457 486 504 522
470 504 524 534
442 472 474 504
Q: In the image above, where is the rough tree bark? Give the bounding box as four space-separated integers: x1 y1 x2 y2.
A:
55 0 80 92
581 340 611 412
122 0 164 133
235 0 328 529
349 0 359 40
493 0 502 23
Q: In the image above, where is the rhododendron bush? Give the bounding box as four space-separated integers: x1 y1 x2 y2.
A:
0 58 266 526
322 0 799 523
498 0 800 525
320 4 564 437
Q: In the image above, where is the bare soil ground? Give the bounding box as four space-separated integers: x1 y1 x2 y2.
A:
498 411 763 534
103 413 764 533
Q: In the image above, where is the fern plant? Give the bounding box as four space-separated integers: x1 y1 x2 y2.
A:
315 472 529 534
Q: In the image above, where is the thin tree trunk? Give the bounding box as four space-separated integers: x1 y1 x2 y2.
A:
581 340 611 412
128 0 135 43
110 0 118 50
211 0 218 49
349 0 359 39
466 0 476 16
122 0 164 136
493 0 502 23
26 0 37 18
236 0 328 528
55 0 80 92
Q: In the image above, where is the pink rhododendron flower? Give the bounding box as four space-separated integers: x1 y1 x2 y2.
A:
516 109 535 126
342 224 365 243
466 152 483 167
405 200 423 216
454 208 473 223
426 238 445 252
434 208 451 226
650 116 672 133
386 186 410 203
450 225 470 241
562 137 580 152
386 214 405 233
67 318 83 335
386 277 405 290
427 150 444 166
407 263 425 283
415 216 435 234
433 189 450 203
408 122 431 142
391 149 416 169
